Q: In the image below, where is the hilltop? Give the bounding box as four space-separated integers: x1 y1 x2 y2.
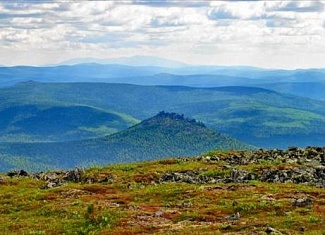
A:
0 112 251 172
1 147 325 234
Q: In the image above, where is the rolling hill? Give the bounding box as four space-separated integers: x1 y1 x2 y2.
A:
0 112 252 172
0 103 138 142
1 82 325 148
256 82 325 101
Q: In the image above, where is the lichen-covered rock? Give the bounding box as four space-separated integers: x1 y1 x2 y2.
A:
7 170 29 177
32 168 84 189
291 197 314 207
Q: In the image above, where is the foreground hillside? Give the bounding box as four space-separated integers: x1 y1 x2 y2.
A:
0 112 251 172
1 147 325 234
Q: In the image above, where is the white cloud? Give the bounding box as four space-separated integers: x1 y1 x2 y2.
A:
0 1 324 68
209 1 266 20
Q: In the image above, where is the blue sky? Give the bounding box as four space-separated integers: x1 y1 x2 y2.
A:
0 0 324 68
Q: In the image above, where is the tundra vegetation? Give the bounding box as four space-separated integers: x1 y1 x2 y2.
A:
1 147 325 234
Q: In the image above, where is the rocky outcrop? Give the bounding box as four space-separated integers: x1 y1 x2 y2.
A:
201 146 325 166
6 168 84 188
159 147 325 187
5 146 325 188
35 168 84 188
158 166 325 187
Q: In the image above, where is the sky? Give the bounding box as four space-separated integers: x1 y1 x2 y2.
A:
0 0 324 69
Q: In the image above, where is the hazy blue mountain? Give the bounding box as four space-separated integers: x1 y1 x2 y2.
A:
202 68 325 81
1 82 325 148
117 73 258 87
1 63 324 91
0 64 168 86
58 55 188 68
0 112 253 172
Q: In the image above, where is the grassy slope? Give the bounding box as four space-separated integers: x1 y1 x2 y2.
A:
0 113 252 172
1 152 325 234
1 82 325 147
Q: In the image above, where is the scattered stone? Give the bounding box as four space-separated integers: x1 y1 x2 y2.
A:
98 176 114 184
288 147 298 152
46 182 58 189
61 189 88 198
7 170 29 177
19 170 29 177
31 168 85 189
85 178 95 184
178 201 193 208
265 227 283 234
127 183 132 189
154 210 164 217
63 168 83 182
291 197 314 207
225 212 240 220
7 171 17 177
229 169 249 183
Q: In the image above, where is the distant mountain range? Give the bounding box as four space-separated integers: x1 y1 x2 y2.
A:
0 112 252 172
1 58 325 100
56 55 188 68
1 82 325 148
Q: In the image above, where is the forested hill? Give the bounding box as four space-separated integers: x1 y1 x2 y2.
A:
1 82 325 147
0 112 253 172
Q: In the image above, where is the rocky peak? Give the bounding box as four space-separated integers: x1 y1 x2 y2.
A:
154 111 206 127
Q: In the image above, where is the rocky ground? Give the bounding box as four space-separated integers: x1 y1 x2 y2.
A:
1 147 325 234
160 147 325 187
6 146 325 188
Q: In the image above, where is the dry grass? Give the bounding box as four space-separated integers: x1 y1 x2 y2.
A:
1 155 325 234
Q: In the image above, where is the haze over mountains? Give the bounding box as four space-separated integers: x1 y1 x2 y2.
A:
1 56 325 100
0 56 325 171
56 55 188 68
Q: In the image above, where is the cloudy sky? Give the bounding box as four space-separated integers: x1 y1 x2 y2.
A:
0 0 324 68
